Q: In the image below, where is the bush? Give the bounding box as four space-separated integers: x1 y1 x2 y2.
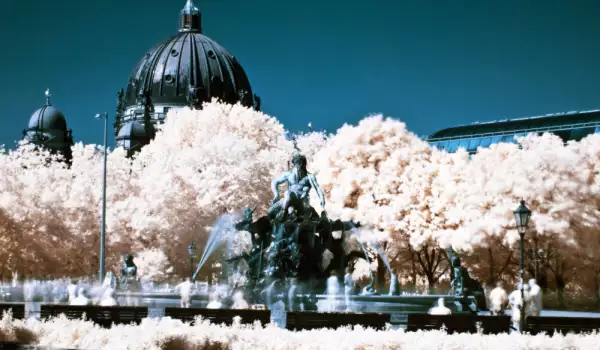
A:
2 313 600 349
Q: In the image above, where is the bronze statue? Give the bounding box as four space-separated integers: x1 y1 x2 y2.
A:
226 154 361 307
269 153 325 222
116 88 125 113
119 254 138 290
447 248 486 311
237 89 248 103
186 86 201 109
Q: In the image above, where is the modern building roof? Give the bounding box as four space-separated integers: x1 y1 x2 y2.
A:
427 109 600 153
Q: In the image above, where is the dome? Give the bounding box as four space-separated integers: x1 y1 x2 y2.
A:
28 105 66 131
113 0 260 153
116 120 155 139
120 0 255 116
115 120 155 155
123 32 254 109
22 89 74 163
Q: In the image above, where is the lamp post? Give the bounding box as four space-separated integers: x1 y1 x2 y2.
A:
513 199 532 332
188 242 197 280
94 113 109 282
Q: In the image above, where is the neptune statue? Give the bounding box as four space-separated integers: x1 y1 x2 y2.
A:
230 152 363 308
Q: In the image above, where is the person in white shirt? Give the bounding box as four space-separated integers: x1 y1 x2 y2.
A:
429 298 452 315
231 291 249 309
175 278 193 308
528 279 542 317
70 287 92 306
489 281 508 315
206 291 222 309
509 283 531 331
67 281 78 304
99 288 119 306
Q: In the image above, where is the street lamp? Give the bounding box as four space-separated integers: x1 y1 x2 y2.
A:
513 199 532 332
188 242 197 280
95 112 109 282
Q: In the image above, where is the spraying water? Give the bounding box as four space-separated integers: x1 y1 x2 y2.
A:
373 241 392 273
373 241 400 295
192 212 242 281
351 228 376 295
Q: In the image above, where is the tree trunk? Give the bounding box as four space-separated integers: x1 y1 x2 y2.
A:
408 248 418 292
556 275 566 309
376 254 387 293
415 246 447 294
595 271 600 310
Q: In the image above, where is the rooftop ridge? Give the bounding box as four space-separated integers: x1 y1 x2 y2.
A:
456 109 600 128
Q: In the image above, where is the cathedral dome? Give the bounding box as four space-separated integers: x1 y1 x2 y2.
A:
113 0 260 155
119 0 255 123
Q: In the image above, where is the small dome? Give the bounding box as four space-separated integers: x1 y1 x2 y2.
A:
28 105 67 131
22 90 74 164
116 120 155 139
116 120 155 155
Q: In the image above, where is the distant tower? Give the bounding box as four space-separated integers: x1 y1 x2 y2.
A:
114 0 259 156
22 89 74 163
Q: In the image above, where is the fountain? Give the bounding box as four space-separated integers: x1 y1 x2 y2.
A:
0 153 485 326
180 152 485 323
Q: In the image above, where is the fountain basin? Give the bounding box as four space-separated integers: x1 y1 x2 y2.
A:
113 291 477 325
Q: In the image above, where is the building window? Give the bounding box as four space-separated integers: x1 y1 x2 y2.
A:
446 140 459 153
490 135 503 145
467 138 480 153
500 135 514 143
479 137 492 148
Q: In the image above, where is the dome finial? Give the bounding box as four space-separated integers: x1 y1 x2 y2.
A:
180 0 202 33
45 89 52 105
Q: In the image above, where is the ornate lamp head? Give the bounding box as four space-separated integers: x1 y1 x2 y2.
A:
513 199 531 235
188 242 197 258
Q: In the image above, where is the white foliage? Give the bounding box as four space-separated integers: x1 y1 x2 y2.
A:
134 250 174 283
1 313 600 349
2 100 600 282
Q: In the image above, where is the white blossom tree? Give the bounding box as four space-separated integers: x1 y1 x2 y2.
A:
1 100 600 305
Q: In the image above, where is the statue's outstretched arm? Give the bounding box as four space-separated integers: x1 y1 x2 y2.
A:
308 174 326 207
271 172 289 200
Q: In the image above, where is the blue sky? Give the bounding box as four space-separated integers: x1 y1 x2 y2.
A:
1 0 599 147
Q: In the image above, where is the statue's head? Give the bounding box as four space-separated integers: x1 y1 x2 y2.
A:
451 254 461 267
243 207 256 221
124 254 134 265
291 153 307 171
